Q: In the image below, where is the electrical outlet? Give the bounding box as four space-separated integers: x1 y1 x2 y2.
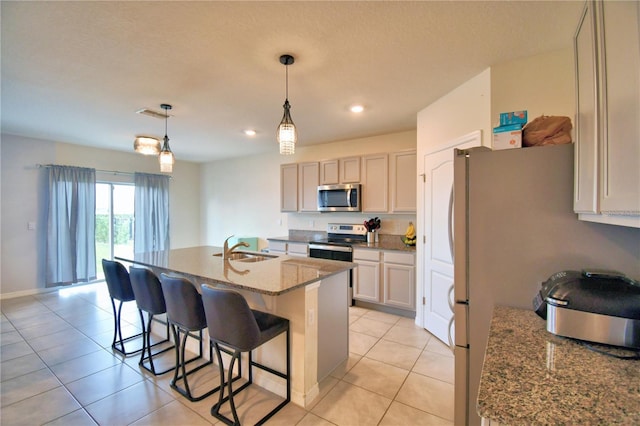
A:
27 221 36 231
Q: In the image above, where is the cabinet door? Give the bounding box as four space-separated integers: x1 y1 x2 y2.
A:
298 162 319 212
598 1 640 214
268 241 287 254
390 150 417 212
574 1 599 214
362 154 389 212
383 262 415 310
287 242 308 257
319 160 339 185
353 260 380 302
340 156 361 183
280 163 298 212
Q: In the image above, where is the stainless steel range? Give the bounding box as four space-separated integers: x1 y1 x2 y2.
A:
309 223 367 305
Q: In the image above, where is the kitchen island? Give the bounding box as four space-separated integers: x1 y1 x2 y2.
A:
116 246 356 408
478 306 640 425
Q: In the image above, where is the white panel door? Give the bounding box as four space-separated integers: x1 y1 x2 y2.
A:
423 150 455 343
423 132 480 344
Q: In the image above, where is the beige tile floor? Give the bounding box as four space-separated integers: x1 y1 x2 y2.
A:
1 282 454 425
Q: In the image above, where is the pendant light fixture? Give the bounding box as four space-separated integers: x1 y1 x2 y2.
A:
277 54 297 155
158 103 175 173
133 136 161 155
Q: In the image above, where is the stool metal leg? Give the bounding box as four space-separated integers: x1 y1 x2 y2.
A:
211 344 248 426
138 310 174 375
169 323 241 402
110 298 143 356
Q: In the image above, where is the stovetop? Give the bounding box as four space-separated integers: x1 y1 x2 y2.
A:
312 236 367 246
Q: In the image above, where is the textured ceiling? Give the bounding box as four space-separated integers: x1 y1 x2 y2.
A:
1 1 584 163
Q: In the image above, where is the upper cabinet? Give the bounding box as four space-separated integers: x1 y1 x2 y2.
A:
281 151 416 214
574 1 640 227
390 150 417 213
281 162 319 212
298 162 319 212
362 154 389 212
319 156 361 184
280 163 298 212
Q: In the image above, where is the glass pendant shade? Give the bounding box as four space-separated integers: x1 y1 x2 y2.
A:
133 136 161 155
277 99 297 155
158 103 175 173
159 135 175 173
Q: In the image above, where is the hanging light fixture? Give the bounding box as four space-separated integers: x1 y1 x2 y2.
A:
133 136 161 155
276 54 297 155
159 103 175 173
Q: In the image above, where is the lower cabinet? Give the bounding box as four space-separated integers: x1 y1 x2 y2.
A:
353 248 415 311
383 252 415 310
353 250 381 302
267 240 308 257
287 242 309 257
268 240 287 254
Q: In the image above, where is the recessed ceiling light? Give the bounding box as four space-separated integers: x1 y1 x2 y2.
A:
244 129 257 136
350 105 365 113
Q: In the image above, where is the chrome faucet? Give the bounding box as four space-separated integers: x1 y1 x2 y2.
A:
223 235 250 260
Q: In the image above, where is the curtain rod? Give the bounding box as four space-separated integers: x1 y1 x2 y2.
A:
36 164 172 179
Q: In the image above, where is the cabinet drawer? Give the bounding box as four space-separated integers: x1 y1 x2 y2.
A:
268 241 287 253
287 242 308 256
383 251 415 266
353 248 380 262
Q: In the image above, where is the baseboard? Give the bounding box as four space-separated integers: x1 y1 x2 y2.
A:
0 281 103 300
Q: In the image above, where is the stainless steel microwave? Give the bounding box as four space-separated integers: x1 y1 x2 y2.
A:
317 184 361 212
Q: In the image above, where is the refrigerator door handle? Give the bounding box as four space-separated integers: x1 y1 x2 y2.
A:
447 315 455 353
447 185 454 262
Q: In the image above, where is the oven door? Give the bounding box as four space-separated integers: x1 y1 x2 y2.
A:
309 243 353 261
309 244 354 305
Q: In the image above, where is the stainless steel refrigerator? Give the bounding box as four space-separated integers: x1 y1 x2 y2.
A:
452 143 578 425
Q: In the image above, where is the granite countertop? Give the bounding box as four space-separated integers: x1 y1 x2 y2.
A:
116 246 355 296
267 232 416 253
478 305 640 425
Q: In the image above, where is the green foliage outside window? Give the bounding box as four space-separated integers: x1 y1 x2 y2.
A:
95 214 133 244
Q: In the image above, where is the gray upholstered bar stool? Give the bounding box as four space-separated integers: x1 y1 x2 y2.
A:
101 259 143 356
129 267 174 375
161 274 240 402
201 284 291 426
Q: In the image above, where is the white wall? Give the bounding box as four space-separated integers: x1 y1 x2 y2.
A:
201 130 417 249
491 48 575 127
0 134 201 297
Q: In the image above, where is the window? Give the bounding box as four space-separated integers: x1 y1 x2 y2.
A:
95 183 134 279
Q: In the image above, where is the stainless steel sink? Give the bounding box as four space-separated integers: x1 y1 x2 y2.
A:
212 251 277 262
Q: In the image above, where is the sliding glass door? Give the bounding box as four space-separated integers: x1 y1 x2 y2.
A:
95 183 135 279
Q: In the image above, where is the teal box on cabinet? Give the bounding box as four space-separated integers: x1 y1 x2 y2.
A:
499 110 528 126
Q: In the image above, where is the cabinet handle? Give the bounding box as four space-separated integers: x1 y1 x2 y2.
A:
447 284 454 313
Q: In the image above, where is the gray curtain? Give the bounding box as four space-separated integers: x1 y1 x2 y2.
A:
134 173 170 256
46 166 96 287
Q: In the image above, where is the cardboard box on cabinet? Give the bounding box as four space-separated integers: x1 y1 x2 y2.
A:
493 124 522 150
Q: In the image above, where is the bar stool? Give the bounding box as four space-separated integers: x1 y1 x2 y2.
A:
201 284 290 426
129 267 174 375
101 259 143 356
161 275 241 402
